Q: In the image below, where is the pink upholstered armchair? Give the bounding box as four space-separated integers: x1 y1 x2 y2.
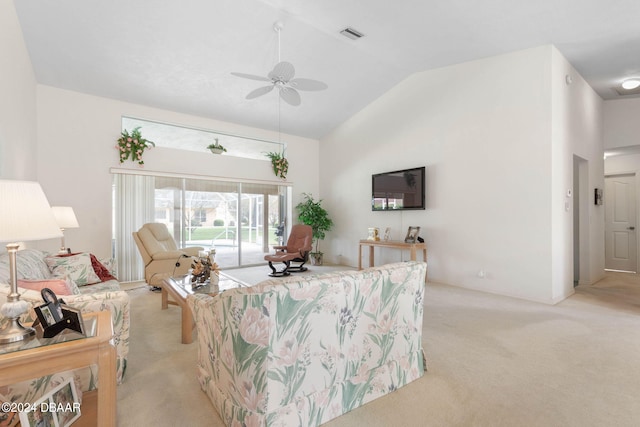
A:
264 224 313 276
132 223 203 287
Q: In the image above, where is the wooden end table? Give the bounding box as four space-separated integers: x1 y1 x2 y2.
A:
162 273 246 344
0 311 116 426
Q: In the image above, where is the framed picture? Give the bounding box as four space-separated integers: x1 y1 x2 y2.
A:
0 405 19 427
19 377 81 427
34 288 64 329
51 379 81 427
367 227 380 241
404 226 420 243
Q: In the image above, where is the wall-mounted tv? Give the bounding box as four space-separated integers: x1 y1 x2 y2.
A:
372 166 425 211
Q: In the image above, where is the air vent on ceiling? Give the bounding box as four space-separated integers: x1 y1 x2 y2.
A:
340 27 364 40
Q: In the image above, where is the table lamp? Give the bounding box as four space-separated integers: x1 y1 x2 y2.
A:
0 180 62 344
51 206 80 254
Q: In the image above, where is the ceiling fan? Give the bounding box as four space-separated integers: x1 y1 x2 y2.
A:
231 21 327 107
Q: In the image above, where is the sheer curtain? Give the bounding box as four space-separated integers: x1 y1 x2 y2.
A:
113 173 155 282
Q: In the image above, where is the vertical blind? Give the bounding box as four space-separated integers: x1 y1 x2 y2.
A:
114 174 155 281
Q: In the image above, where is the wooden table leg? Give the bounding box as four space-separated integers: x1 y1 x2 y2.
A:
368 246 374 268
358 244 363 270
97 342 117 426
410 246 417 261
161 286 168 310
181 302 194 344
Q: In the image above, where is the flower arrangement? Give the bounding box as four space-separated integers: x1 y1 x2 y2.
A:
116 127 155 165
190 252 220 286
207 138 227 153
265 151 289 180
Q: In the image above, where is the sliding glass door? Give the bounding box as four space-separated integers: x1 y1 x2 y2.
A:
114 172 288 281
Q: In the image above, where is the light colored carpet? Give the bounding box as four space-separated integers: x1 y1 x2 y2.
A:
116 268 640 427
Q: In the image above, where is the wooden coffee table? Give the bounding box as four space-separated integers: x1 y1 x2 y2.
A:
161 273 246 344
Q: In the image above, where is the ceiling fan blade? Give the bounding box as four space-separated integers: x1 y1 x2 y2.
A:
231 72 271 82
289 78 328 91
279 87 301 106
246 85 274 99
268 61 295 82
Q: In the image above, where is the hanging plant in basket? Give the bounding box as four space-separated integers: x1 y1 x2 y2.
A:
116 127 155 165
265 151 289 180
207 138 227 154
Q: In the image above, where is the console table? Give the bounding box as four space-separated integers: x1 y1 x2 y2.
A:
358 240 427 277
0 311 116 426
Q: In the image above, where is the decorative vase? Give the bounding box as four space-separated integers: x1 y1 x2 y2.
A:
210 272 219 285
209 148 224 154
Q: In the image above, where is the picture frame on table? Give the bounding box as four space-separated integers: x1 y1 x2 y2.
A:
404 226 420 243
367 227 380 241
19 377 81 427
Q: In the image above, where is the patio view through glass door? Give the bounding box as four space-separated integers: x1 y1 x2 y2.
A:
154 177 286 269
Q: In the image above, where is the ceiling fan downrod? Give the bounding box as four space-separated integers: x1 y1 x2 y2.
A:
274 21 284 63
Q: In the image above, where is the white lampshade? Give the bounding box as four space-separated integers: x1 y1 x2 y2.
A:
0 180 62 243
0 180 62 344
51 206 80 229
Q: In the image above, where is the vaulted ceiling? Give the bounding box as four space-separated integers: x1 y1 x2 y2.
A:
14 0 640 140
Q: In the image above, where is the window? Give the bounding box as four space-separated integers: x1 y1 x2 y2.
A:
121 116 285 161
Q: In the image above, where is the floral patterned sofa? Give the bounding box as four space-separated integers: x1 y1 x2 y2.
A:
187 261 427 426
0 248 130 407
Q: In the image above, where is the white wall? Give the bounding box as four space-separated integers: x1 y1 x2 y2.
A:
550 47 604 300
605 154 640 175
0 0 38 180
604 98 640 149
35 86 319 259
320 45 604 304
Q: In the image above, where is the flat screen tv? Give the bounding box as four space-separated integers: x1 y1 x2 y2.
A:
372 167 425 211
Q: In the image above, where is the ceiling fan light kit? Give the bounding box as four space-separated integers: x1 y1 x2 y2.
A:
231 21 327 106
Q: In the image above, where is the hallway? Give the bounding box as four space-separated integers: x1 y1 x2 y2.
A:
575 270 640 314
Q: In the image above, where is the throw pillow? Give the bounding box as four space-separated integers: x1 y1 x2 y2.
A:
17 277 80 295
56 252 117 282
45 253 101 286
89 254 117 282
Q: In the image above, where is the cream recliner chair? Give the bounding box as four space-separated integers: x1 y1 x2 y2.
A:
132 223 204 288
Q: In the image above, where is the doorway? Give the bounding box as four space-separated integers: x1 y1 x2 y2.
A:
573 155 590 286
604 174 637 273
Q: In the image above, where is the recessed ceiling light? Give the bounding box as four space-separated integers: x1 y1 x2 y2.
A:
622 79 640 90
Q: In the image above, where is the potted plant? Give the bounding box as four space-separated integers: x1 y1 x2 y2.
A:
116 127 155 165
207 139 227 154
296 193 333 265
265 151 288 179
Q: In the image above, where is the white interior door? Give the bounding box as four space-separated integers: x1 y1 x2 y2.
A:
605 174 637 272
